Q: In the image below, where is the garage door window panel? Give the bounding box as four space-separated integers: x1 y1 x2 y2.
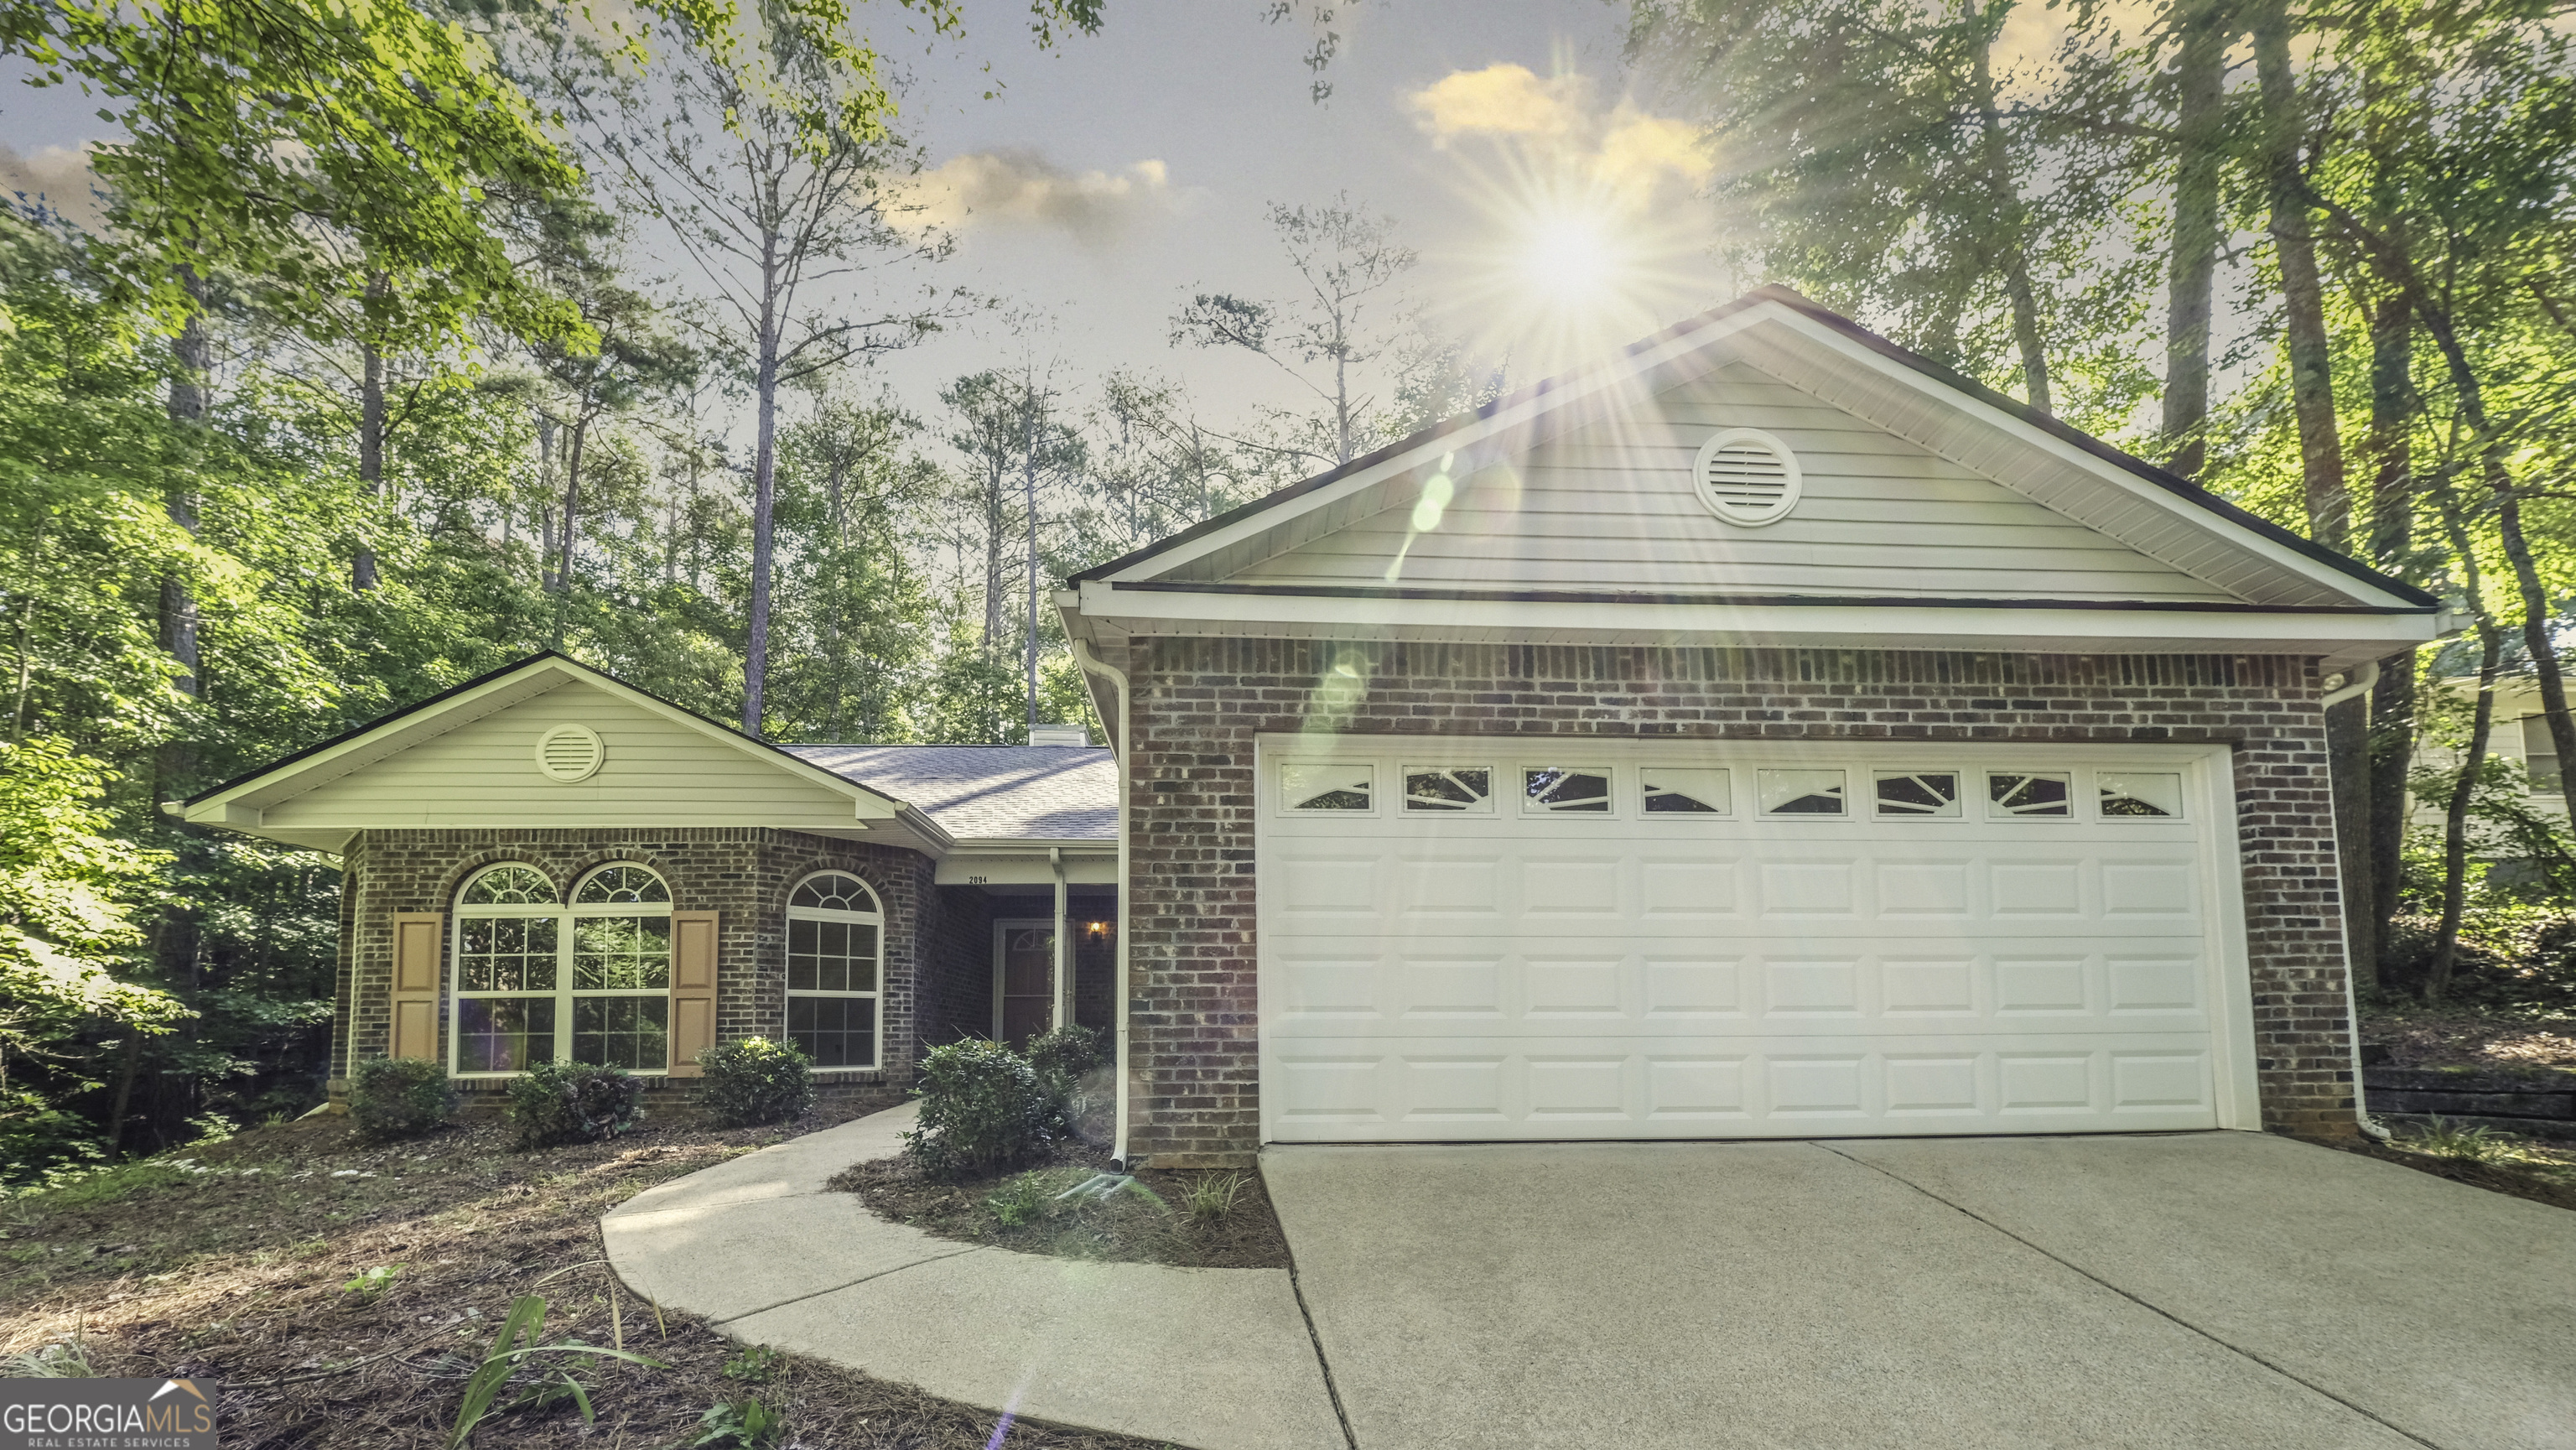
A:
1404 767 1493 813
1759 768 1846 816
1641 767 1732 815
1873 771 1961 818
1988 772 2073 818
2098 772 2184 819
1524 767 1613 814
1284 763 1375 813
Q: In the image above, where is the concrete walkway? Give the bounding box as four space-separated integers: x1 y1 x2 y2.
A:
610 1110 2576 1450
600 1103 1344 1450
1262 1133 2576 1450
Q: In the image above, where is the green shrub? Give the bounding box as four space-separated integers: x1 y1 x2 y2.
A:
1024 1023 1104 1085
507 1061 645 1149
902 1038 1054 1180
349 1058 456 1141
696 1037 815 1127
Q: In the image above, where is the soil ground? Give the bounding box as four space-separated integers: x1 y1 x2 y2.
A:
2355 1003 2576 1203
0 1108 1185 1449
834 1146 1291 1270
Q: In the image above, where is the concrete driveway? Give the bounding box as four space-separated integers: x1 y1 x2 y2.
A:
1261 1133 2576 1450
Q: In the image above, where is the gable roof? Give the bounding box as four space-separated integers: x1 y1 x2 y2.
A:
785 746 1117 844
1072 287 2433 611
1058 290 2446 699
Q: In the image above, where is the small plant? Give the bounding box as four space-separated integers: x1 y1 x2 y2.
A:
350 1057 458 1141
447 1294 664 1448
691 1397 782 1448
341 1264 404 1302
1184 1172 1247 1226
506 1061 645 1149
2401 1116 2521 1164
984 1172 1057 1228
696 1037 815 1128
720 1345 782 1384
6 1337 92 1377
902 1039 1055 1180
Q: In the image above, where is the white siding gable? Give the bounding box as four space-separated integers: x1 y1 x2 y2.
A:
259 679 868 834
1226 362 2238 603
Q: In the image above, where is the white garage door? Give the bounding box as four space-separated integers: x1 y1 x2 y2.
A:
1256 737 2257 1142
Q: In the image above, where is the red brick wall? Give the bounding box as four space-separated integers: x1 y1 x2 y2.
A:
1121 639 2357 1165
332 829 947 1092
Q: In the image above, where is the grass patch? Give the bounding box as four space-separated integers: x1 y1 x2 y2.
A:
0 1099 1174 1448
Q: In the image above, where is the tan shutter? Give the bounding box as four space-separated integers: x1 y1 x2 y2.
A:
667 910 719 1077
388 912 444 1062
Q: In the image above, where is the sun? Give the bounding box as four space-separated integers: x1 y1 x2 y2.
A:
1517 207 1633 310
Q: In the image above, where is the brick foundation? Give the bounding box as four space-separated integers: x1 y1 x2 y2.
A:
1120 640 2360 1166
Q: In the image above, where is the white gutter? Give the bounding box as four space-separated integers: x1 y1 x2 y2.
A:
1072 638 1134 1168
2321 659 2381 709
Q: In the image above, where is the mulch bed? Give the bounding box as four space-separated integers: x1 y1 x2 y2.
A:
2350 1140 2576 1212
2357 1006 2576 1073
0 1109 1181 1448
834 1145 1291 1270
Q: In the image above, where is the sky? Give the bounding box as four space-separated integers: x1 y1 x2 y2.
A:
0 0 1737 439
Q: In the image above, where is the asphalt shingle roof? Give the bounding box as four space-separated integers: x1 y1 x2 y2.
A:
781 744 1117 843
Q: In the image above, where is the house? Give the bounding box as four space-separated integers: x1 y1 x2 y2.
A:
176 656 1120 1099
186 287 2442 1160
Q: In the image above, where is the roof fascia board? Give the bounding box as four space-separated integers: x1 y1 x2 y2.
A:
1738 306 2431 609
1078 580 2436 655
1089 305 1774 586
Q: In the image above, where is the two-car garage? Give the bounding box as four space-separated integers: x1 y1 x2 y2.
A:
1254 736 2259 1143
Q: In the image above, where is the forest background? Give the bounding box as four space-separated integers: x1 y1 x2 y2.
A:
3 0 2572 1179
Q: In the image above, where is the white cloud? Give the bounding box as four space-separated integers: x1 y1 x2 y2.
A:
0 143 106 228
905 149 1181 248
1404 65 1708 210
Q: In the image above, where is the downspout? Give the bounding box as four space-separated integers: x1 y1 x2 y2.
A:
2320 658 2388 1140
1050 846 1067 1034
1072 638 1133 1168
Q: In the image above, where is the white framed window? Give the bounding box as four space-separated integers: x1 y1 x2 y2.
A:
1758 768 1846 816
451 862 672 1076
1873 770 1962 818
1522 766 1613 815
1404 766 1495 813
1641 767 1732 816
2097 771 2185 819
1282 762 1375 813
1987 772 2073 819
787 871 882 1069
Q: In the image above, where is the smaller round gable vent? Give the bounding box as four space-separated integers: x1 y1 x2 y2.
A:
1692 428 1802 527
535 724 605 782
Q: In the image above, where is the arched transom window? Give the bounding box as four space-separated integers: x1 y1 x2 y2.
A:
452 862 673 1075
786 871 881 1069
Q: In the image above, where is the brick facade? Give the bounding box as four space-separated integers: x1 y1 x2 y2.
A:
333 827 965 1094
1121 638 2359 1166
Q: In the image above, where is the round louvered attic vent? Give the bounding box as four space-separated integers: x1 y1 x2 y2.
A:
534 723 605 782
1692 427 1802 527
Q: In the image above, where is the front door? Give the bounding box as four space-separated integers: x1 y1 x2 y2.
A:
996 924 1056 1047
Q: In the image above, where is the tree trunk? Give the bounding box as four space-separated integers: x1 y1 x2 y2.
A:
745 336 780 736
2163 0 2227 480
1964 0 2052 414
1024 378 1041 730
555 414 589 597
2363 290 2415 974
103 1032 142 1154
2326 690 2376 988
2254 0 2348 548
2427 475 2496 1000
982 462 1006 652
353 274 387 590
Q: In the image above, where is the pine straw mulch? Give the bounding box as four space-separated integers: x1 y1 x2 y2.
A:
2356 1005 2576 1076
2350 1137 2576 1211
0 1109 1188 1450
832 1146 1291 1271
